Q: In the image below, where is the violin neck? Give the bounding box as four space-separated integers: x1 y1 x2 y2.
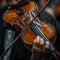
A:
30 21 56 53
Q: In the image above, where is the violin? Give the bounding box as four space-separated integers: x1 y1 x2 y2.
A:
3 0 56 49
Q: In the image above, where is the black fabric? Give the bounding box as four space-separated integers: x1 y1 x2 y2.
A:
0 6 31 60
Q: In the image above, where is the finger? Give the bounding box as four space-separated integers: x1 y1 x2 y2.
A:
36 36 42 48
34 36 40 43
32 38 39 52
32 36 41 52
34 38 36 43
36 36 40 43
33 36 44 49
33 36 40 47
39 37 44 46
44 41 50 52
45 41 50 49
33 38 36 47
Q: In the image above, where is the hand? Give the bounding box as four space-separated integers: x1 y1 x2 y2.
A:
31 36 50 59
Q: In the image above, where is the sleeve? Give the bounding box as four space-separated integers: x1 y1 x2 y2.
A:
0 7 5 55
0 7 5 40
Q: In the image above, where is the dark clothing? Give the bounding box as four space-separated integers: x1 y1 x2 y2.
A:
0 6 31 60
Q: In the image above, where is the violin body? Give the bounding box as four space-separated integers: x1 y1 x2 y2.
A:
3 1 37 31
3 1 56 50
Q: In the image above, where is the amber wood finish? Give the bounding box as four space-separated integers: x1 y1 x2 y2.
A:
3 1 56 50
